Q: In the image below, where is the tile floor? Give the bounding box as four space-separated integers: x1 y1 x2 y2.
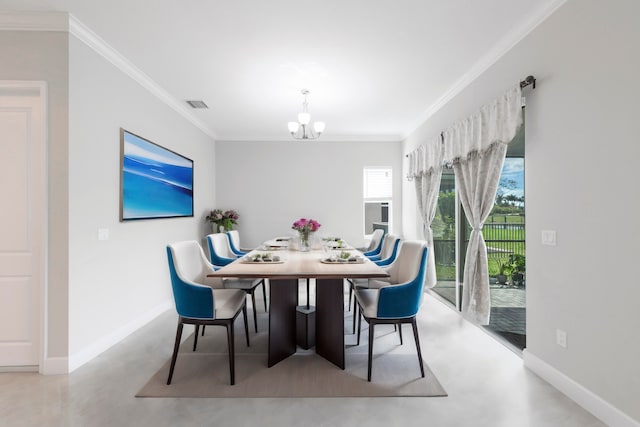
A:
0 288 604 427
432 281 527 349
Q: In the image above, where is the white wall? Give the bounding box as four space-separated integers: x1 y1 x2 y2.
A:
0 30 70 361
215 141 402 248
402 0 640 423
67 36 216 361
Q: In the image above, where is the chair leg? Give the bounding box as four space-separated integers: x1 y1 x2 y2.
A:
226 322 235 385
398 323 403 345
356 309 362 346
167 322 184 385
250 291 258 333
367 321 375 382
262 279 268 312
201 325 205 336
411 318 425 378
242 304 250 347
352 292 358 334
193 325 199 351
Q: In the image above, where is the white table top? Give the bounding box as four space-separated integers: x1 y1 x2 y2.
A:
208 248 389 280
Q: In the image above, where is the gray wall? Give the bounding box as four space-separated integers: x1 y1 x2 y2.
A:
402 0 640 421
0 30 69 359
67 36 216 356
215 141 402 248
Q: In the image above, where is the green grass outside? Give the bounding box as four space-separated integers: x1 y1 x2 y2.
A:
486 214 524 224
436 264 456 281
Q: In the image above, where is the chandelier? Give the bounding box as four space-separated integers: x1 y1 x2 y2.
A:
287 89 325 140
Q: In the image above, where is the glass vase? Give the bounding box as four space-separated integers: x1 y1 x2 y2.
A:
299 231 311 251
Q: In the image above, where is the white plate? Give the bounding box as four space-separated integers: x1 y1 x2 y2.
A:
320 257 365 264
240 259 285 264
241 255 284 264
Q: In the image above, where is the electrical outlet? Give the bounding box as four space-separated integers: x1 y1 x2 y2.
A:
556 329 567 348
98 228 109 241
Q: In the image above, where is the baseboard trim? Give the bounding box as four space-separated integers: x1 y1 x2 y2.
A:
41 357 68 375
523 349 639 427
68 300 172 372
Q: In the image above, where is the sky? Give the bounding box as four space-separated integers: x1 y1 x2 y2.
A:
498 157 524 199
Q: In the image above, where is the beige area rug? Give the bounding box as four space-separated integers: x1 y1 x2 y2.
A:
137 325 447 398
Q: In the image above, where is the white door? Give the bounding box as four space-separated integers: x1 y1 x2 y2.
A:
0 82 46 367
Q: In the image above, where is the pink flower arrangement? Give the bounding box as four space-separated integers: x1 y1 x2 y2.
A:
292 218 321 249
291 218 321 234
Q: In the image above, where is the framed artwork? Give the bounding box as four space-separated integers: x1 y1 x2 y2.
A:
120 128 194 221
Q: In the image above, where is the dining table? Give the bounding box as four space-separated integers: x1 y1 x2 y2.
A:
207 241 389 369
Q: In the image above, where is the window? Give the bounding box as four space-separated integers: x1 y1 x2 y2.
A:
363 167 392 235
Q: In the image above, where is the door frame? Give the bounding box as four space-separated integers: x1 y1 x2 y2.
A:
0 80 48 373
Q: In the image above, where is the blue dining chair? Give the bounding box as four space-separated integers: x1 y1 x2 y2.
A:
362 229 385 258
206 232 238 266
373 235 401 267
354 240 429 381
207 233 268 332
226 230 248 256
166 240 249 385
348 235 401 313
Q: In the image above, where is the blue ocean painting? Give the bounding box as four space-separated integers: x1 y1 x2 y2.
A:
121 131 193 220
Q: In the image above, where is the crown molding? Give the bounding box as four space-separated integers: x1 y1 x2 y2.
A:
0 11 68 31
402 0 568 140
218 133 402 143
67 15 217 140
0 11 217 139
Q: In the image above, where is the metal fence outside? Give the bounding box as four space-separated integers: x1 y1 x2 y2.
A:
434 222 525 278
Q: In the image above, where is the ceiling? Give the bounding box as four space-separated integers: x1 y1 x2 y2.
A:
1 0 561 142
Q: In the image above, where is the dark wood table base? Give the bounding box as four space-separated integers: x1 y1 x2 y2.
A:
268 278 345 369
267 278 298 367
315 278 345 369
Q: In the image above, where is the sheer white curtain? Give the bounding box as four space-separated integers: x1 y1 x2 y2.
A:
406 135 444 288
443 85 523 324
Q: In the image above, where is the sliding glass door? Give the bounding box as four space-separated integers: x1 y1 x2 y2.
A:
483 155 526 349
431 168 458 306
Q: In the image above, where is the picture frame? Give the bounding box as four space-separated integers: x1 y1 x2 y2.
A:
119 128 194 221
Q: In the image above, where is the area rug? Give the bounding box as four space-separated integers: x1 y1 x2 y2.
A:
137 332 446 398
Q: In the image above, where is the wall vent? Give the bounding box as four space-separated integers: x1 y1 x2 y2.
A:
186 100 208 109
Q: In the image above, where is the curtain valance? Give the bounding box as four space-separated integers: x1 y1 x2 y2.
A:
406 134 444 181
443 85 522 163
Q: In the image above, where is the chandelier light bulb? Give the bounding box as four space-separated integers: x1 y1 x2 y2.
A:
313 121 325 134
298 112 311 125
288 122 300 133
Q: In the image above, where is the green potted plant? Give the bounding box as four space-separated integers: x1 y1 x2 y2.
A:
496 258 510 285
508 254 526 286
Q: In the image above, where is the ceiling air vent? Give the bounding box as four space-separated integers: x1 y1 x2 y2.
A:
186 100 208 109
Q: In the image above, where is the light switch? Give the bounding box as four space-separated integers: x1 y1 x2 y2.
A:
556 329 567 348
98 228 109 241
541 230 556 246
